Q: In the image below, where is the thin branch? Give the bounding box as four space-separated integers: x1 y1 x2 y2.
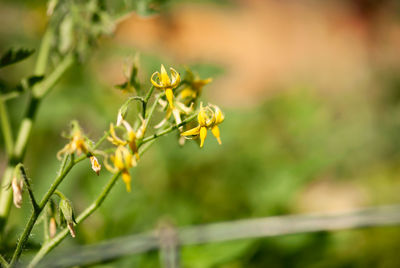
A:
0 254 9 268
28 172 122 268
138 112 197 147
17 164 39 212
10 129 112 266
36 205 400 267
29 138 158 267
142 85 155 118
0 99 14 156
32 53 75 98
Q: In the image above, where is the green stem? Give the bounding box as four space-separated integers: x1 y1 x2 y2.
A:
142 85 155 118
9 155 77 266
0 254 9 268
34 28 53 76
10 131 110 265
32 54 75 98
17 164 39 212
138 112 197 147
0 55 75 231
0 166 14 233
28 172 122 268
0 100 14 156
28 131 159 267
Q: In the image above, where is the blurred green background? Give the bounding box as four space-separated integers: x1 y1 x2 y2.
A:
2 0 400 267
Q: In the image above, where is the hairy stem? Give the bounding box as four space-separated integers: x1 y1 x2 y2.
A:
28 139 157 267
9 155 77 266
28 172 122 268
10 130 111 265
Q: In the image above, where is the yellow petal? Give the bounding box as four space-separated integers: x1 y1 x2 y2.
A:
165 88 174 108
198 108 208 126
114 146 126 170
160 64 171 85
170 67 181 88
150 72 163 88
108 124 126 146
200 126 207 148
122 171 131 192
181 126 201 136
180 88 196 99
211 125 222 144
214 106 225 124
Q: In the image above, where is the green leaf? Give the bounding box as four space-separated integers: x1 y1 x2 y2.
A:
0 48 34 68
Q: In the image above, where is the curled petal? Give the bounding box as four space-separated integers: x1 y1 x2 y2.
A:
108 124 127 146
170 67 181 88
151 72 163 88
213 105 225 124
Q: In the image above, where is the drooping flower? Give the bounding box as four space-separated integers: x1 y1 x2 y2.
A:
151 65 181 108
181 103 225 148
105 146 137 192
107 119 144 160
57 121 89 159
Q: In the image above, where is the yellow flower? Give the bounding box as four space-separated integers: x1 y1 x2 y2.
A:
151 64 181 108
106 146 137 192
107 120 142 160
181 103 225 148
180 69 212 102
57 121 89 159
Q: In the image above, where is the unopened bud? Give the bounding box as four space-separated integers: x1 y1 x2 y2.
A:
90 156 101 175
12 177 23 208
59 198 77 238
67 222 76 238
49 217 57 238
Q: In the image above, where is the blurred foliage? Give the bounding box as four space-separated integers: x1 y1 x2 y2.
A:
1 0 400 267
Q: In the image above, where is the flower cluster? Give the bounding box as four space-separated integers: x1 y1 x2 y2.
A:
56 63 225 196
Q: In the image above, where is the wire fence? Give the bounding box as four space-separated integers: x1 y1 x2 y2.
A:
35 204 400 268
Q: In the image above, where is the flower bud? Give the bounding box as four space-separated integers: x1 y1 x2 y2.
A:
12 177 23 208
59 198 77 238
49 217 57 238
90 156 101 175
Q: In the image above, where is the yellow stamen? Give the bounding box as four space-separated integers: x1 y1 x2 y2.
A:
165 88 174 108
160 64 171 85
122 171 131 192
199 127 207 148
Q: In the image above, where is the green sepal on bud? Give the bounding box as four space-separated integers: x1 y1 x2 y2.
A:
59 197 77 238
